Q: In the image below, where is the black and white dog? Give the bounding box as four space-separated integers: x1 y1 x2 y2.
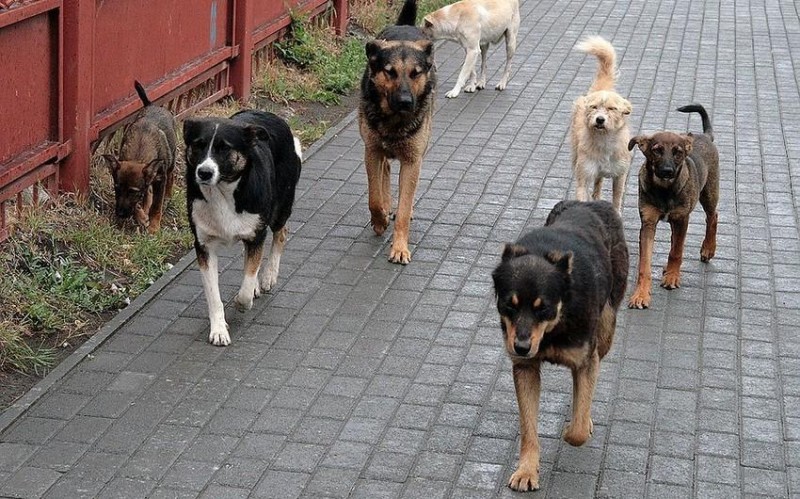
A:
183 110 302 346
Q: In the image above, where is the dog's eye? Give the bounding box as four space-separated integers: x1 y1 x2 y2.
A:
589 105 597 110
409 69 420 79
672 147 683 156
607 107 616 111
383 67 397 79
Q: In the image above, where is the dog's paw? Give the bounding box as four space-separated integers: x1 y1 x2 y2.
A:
464 84 477 93
445 88 461 99
234 291 254 312
476 78 486 90
508 465 540 492
388 246 411 265
261 270 278 292
628 289 651 309
700 243 716 262
661 272 681 290
496 81 508 91
371 214 389 236
209 323 231 346
563 419 593 446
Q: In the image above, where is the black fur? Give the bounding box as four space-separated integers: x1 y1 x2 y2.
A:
492 201 629 355
183 110 301 239
134 80 151 106
677 103 713 140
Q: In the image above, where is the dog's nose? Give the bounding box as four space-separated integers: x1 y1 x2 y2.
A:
196 167 214 182
397 93 414 110
514 342 531 356
595 116 605 125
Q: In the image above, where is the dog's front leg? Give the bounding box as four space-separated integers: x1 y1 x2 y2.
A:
365 148 390 236
628 210 658 309
388 158 421 264
235 240 264 311
147 178 166 234
261 226 288 292
611 173 628 214
447 47 480 98
476 43 489 89
662 217 689 289
496 28 517 91
563 350 599 446
509 362 541 491
197 244 230 346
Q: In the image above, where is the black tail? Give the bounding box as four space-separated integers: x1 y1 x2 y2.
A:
133 80 151 106
396 0 417 26
677 103 713 141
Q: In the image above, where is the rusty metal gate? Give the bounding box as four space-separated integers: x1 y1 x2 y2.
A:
0 0 347 241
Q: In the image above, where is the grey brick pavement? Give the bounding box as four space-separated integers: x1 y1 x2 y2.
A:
3 0 800 497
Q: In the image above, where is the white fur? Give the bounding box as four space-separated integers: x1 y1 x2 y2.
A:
199 251 229 346
192 181 262 245
293 136 303 161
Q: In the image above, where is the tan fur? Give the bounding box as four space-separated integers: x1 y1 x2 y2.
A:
422 0 520 98
570 37 632 214
510 362 542 491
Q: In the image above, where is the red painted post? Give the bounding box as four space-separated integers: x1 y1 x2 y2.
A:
60 0 94 194
230 0 254 101
332 0 348 36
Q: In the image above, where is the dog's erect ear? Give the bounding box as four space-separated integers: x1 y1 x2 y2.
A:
244 125 269 145
683 135 693 155
628 135 648 152
545 250 573 275
501 244 529 262
417 39 434 67
366 41 383 66
143 159 162 183
103 155 120 176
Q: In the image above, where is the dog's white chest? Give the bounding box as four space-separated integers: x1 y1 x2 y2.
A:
192 183 262 244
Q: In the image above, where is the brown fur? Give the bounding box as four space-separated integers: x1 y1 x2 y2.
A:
570 37 632 213
628 118 720 309
359 17 436 264
105 83 177 233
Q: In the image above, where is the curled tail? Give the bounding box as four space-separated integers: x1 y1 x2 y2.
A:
396 0 417 26
575 36 617 92
133 80 151 106
677 104 713 141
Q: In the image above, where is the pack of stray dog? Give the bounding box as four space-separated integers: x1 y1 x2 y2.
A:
104 81 177 233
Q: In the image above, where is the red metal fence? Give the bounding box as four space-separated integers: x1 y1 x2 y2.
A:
0 0 348 241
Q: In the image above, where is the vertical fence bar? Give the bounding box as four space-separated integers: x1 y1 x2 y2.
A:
332 0 348 36
60 0 94 194
230 0 254 101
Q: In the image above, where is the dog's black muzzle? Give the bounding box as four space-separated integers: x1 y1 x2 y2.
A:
655 162 678 180
196 166 215 184
391 88 416 113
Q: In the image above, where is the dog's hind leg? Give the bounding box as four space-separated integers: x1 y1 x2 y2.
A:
197 244 230 346
699 185 718 262
496 26 518 91
446 47 480 98
592 176 604 201
261 226 288 292
148 179 167 234
476 44 489 90
236 240 264 311
662 217 689 290
509 362 542 491
563 349 598 446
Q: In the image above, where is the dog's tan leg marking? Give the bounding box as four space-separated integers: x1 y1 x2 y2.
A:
509 362 541 491
148 178 167 234
261 226 288 292
198 247 230 346
389 157 421 264
662 217 688 290
596 303 616 359
496 26 518 91
699 185 719 262
592 177 604 200
628 206 660 309
563 349 599 446
380 158 392 219
611 173 628 214
365 146 390 235
447 46 480 98
235 241 264 312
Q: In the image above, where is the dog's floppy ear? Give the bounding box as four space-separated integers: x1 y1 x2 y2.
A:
545 250 573 275
628 135 648 152
182 119 201 143
244 125 269 145
501 244 529 262
103 155 120 177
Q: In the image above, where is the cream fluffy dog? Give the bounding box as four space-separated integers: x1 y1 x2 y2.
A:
570 36 632 213
422 0 520 98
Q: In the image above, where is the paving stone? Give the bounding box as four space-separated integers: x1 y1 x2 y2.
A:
0 466 62 498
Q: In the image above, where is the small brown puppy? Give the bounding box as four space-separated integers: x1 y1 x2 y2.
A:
105 81 177 233
627 104 719 309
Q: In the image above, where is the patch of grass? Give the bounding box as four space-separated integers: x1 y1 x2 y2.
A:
351 0 454 34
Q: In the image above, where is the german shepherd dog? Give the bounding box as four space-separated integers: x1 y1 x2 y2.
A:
104 81 177 233
359 0 436 264
183 111 302 346
492 200 628 491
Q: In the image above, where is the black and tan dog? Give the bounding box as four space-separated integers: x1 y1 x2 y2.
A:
104 81 177 233
627 104 719 309
492 200 628 491
359 0 436 264
183 110 302 346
